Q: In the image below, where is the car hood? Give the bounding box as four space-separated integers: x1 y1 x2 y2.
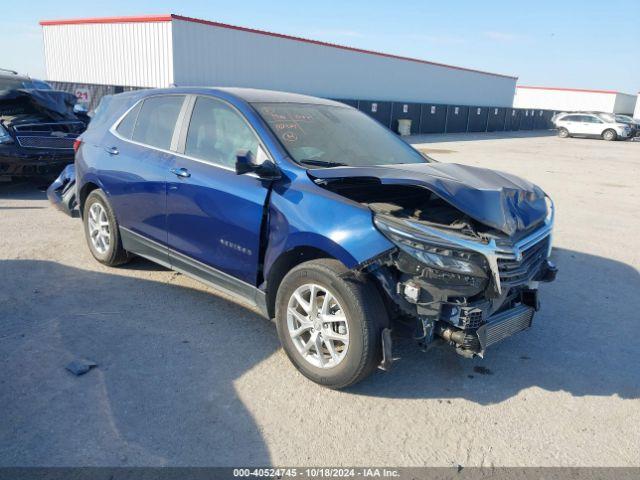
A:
0 89 80 123
309 162 548 236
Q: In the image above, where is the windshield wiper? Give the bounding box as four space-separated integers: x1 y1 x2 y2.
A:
298 159 347 168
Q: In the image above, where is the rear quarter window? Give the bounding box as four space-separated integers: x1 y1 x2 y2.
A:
131 95 185 150
116 102 141 139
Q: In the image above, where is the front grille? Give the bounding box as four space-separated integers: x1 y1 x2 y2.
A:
498 236 549 286
16 135 76 150
481 304 534 348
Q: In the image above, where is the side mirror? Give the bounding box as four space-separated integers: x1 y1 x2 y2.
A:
235 146 279 179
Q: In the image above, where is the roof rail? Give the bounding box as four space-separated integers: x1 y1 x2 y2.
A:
0 68 19 75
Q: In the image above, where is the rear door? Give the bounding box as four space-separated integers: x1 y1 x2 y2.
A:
166 95 271 287
561 115 582 135
104 94 188 255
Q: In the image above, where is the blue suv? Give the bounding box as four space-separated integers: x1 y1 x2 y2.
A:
74 87 557 388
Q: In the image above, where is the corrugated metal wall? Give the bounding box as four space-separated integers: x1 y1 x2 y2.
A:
171 19 516 107
42 22 173 88
48 81 141 111
514 88 619 113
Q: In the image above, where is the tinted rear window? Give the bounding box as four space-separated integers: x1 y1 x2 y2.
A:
131 95 185 150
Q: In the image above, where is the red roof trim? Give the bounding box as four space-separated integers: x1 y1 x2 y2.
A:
39 15 172 26
39 14 517 80
517 85 620 95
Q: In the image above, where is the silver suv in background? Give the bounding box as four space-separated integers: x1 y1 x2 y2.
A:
553 112 633 141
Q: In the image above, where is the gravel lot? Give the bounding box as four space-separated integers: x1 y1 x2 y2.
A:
1 131 638 467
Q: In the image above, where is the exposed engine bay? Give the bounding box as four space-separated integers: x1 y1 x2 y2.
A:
313 173 557 359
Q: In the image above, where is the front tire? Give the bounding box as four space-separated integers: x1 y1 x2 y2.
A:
83 189 130 266
557 127 569 138
602 129 617 141
275 259 387 389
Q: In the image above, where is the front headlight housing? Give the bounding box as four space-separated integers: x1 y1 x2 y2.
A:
0 124 13 144
374 216 489 278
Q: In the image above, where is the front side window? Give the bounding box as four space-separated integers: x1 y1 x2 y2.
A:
131 95 185 150
185 96 259 168
253 102 428 168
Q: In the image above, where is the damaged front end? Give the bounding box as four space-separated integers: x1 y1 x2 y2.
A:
0 89 87 179
312 165 558 358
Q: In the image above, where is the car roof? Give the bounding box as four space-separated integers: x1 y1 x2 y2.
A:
215 87 345 106
130 86 347 107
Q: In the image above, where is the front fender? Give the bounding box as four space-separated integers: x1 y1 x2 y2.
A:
263 171 394 277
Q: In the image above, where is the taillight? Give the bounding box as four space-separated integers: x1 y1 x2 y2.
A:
73 138 82 153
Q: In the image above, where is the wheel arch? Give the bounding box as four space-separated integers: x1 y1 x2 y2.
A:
78 181 101 216
264 245 343 319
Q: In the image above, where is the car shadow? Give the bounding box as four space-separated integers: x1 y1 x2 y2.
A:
351 247 640 403
0 259 276 466
0 181 49 201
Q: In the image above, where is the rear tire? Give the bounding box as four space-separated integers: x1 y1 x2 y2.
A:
83 189 130 266
602 129 617 141
275 259 387 389
557 127 569 138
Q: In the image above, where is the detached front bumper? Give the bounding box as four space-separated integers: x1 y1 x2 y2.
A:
46 164 78 217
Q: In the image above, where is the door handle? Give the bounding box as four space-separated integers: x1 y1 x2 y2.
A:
104 146 119 155
170 167 191 178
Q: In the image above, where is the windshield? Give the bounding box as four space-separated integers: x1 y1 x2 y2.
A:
253 102 428 167
615 115 632 123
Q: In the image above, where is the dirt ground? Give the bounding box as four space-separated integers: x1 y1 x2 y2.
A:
1 131 638 467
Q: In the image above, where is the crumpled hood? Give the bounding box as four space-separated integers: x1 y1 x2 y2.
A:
0 89 79 122
309 162 548 236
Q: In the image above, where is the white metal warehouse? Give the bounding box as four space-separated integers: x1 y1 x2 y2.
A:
514 85 638 115
40 14 517 107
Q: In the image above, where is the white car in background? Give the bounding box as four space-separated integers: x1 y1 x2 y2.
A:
553 112 633 141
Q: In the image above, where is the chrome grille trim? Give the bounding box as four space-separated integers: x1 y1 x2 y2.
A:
498 236 550 286
381 214 554 294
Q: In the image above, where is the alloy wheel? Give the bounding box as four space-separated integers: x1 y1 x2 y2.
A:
286 283 349 368
87 202 111 254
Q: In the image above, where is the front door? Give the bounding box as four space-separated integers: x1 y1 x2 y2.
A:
582 115 605 136
166 95 270 287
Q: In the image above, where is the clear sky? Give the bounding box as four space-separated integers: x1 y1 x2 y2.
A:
4 0 639 93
